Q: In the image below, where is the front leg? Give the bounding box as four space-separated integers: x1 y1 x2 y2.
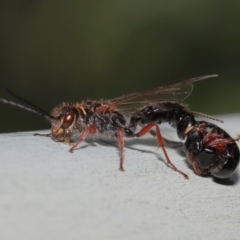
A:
34 132 52 137
69 124 97 152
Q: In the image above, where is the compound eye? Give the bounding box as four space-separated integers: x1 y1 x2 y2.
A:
62 110 75 129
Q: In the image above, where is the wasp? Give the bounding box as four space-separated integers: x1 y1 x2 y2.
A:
2 74 234 179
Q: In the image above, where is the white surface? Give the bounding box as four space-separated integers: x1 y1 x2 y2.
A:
1 114 240 240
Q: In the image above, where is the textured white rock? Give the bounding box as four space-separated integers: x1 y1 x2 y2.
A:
0 114 240 240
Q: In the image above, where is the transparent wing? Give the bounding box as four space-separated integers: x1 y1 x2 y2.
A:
102 74 217 115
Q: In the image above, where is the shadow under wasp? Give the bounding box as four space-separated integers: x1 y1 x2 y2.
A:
0 74 239 179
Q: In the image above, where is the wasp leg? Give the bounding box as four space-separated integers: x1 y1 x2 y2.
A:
69 125 97 152
34 133 52 137
136 122 189 179
117 128 125 171
138 123 182 147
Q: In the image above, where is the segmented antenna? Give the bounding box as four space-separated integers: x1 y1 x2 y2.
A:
190 111 224 123
0 89 51 119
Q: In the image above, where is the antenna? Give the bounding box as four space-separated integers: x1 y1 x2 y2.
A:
190 111 224 123
0 89 51 120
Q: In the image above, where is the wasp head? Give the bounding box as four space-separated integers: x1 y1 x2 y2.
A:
50 103 87 143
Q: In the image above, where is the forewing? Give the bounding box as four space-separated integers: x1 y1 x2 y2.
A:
105 74 217 114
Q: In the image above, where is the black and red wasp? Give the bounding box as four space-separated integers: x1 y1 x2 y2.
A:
1 74 238 179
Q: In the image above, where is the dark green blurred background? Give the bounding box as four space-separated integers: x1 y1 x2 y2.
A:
1 1 240 133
